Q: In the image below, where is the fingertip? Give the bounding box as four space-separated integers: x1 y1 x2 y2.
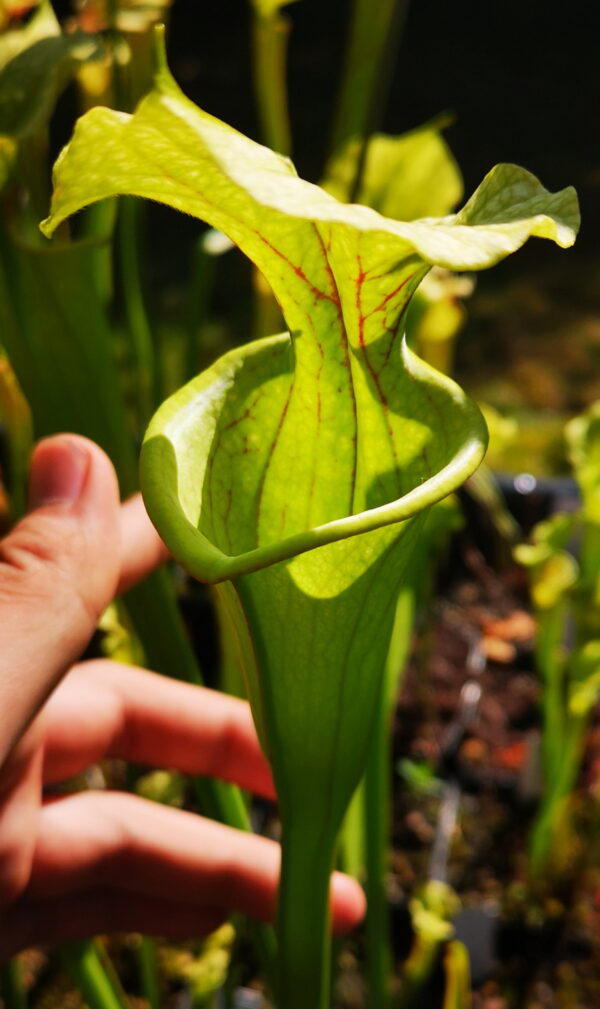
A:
118 493 171 593
28 435 118 513
331 872 366 936
28 436 91 510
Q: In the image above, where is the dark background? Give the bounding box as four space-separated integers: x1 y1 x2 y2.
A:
166 0 598 246
158 0 599 407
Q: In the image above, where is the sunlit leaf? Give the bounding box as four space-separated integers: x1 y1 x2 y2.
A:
250 0 299 18
515 519 580 609
0 1 98 190
0 344 32 520
569 640 600 717
566 401 600 524
0 0 58 71
409 881 459 943
323 120 463 219
514 512 577 567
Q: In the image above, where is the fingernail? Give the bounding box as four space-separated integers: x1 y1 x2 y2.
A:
28 438 90 509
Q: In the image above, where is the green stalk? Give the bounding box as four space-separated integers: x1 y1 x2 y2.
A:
123 573 277 974
76 200 117 306
251 9 292 156
580 522 600 582
339 779 366 878
138 937 160 1009
536 601 568 788
577 519 600 645
365 689 393 1009
442 941 471 1009
124 568 203 683
329 0 411 195
108 4 158 420
0 349 33 523
365 585 416 1009
185 236 218 384
60 940 130 1009
117 196 156 421
0 959 27 1009
276 823 336 1009
250 5 292 338
276 588 415 1009
16 133 51 245
395 937 439 1009
530 708 588 878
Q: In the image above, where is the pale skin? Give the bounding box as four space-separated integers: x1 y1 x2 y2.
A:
0 435 365 961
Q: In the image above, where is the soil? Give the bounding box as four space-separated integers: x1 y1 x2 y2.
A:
384 517 600 1009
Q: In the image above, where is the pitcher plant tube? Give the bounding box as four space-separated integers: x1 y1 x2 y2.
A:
42 30 579 1009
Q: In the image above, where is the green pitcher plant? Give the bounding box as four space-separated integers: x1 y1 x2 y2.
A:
41 30 578 1009
515 402 600 884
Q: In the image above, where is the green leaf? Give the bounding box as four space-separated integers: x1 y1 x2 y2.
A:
442 941 471 1009
566 401 600 524
322 120 463 219
0 1 59 187
115 0 175 34
0 0 59 73
409 881 460 943
515 513 580 609
0 35 71 137
0 135 16 191
569 640 600 717
42 78 578 275
0 229 138 492
0 346 33 521
514 512 577 567
250 0 299 17
328 0 408 158
41 40 579 1009
0 2 98 191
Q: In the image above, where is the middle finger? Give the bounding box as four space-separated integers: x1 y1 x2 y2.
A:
41 661 275 799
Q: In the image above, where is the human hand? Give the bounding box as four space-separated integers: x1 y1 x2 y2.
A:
0 435 365 960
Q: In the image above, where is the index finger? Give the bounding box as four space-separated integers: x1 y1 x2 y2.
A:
118 493 170 594
41 661 276 800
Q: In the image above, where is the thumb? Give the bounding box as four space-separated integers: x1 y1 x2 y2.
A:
0 435 122 766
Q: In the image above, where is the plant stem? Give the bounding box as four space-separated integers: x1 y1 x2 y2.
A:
0 959 27 1009
580 521 600 583
536 602 568 788
330 0 410 147
60 940 130 1009
530 708 588 878
78 200 117 306
123 571 276 977
365 585 415 1009
251 10 292 156
123 568 204 685
339 778 366 878
0 350 33 524
276 823 336 1009
137 937 160 1009
250 6 292 338
442 941 471 1009
185 236 217 383
395 937 439 1009
118 197 156 423
365 688 393 1009
329 0 411 200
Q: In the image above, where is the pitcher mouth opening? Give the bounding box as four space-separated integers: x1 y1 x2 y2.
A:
141 416 486 586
